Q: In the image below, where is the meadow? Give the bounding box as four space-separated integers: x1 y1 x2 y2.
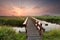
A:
0 16 60 40
0 26 26 40
0 16 26 40
35 16 60 40
35 16 60 24
43 30 60 40
0 16 26 27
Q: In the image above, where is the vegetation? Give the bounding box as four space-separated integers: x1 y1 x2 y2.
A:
35 16 60 40
0 27 26 40
0 16 26 27
35 16 60 24
0 16 26 40
43 30 60 40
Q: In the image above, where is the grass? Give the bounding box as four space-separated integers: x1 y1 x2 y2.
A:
0 16 27 40
0 16 26 27
0 27 26 40
35 16 60 24
43 30 60 40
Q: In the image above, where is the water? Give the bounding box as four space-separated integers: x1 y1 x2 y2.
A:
12 27 26 33
32 17 60 32
38 20 60 31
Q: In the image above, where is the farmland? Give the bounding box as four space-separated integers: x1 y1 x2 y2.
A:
35 16 60 24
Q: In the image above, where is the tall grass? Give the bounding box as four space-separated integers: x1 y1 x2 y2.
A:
0 16 26 27
35 16 60 24
43 30 60 40
0 27 26 40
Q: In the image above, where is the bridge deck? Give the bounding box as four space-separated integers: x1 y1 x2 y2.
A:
26 18 41 40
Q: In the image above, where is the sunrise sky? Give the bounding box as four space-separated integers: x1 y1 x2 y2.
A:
0 0 60 16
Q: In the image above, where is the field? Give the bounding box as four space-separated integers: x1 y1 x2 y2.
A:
35 16 60 24
0 26 26 40
35 16 60 40
43 30 60 40
0 16 26 40
0 16 26 27
0 16 60 40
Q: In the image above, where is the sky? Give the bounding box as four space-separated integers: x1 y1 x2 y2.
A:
0 0 60 16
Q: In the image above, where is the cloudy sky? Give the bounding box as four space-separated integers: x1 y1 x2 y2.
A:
0 0 60 16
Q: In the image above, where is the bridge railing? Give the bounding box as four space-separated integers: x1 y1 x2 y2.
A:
31 17 45 36
23 17 28 27
23 17 28 38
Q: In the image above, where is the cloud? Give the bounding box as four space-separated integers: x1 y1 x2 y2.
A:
0 5 22 16
0 4 60 16
0 0 60 16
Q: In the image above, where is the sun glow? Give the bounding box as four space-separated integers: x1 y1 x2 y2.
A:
12 7 24 16
11 6 45 16
0 5 47 16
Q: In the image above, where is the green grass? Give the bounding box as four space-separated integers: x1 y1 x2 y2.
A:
0 16 26 40
0 16 26 27
35 16 60 24
43 30 60 40
0 27 26 40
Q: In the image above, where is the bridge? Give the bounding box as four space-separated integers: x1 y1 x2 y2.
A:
23 17 45 40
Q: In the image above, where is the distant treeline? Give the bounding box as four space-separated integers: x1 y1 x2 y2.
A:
35 16 60 24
